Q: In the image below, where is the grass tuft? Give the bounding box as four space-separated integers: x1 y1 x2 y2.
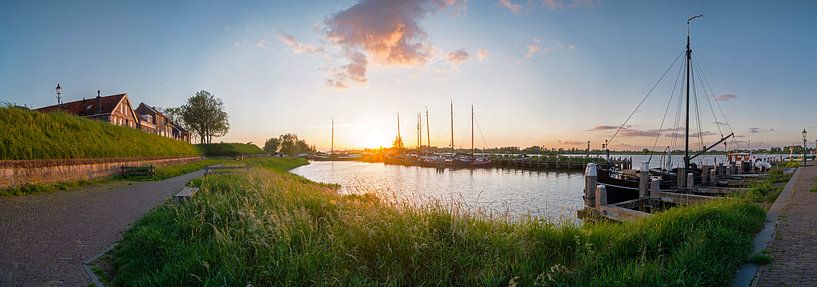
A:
108 158 766 286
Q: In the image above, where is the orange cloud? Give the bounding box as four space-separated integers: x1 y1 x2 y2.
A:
447 49 470 65
476 48 489 62
323 0 463 88
279 33 324 54
498 0 523 14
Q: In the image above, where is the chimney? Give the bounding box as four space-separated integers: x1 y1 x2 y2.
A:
97 90 102 114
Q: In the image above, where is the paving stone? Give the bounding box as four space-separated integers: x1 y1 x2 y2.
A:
0 170 203 286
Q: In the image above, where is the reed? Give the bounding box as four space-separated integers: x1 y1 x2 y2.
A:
0 107 200 160
109 158 765 286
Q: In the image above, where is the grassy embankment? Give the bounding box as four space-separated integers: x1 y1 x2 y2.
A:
107 157 776 286
0 107 266 196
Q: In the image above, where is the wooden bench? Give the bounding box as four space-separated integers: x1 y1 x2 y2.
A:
121 165 155 178
204 165 248 176
174 186 199 203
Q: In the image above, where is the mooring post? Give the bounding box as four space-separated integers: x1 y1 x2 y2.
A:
584 163 598 207
677 167 687 188
595 184 607 207
710 168 718 184
650 178 660 195
639 161 649 198
686 172 694 189
701 166 709 183
718 163 724 176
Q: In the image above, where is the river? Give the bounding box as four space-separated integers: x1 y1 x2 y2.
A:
290 154 787 224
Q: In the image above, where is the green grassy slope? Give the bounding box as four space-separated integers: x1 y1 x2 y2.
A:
196 143 265 157
0 107 201 160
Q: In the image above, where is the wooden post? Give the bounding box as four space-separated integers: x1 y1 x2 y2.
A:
701 166 709 183
584 163 598 207
718 163 724 176
710 168 718 184
595 184 607 207
677 167 687 188
686 172 694 189
639 161 649 198
650 178 660 195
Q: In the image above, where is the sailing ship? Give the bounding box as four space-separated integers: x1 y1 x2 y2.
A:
595 15 739 203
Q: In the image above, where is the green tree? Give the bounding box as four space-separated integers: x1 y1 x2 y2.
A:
392 136 404 150
163 107 186 130
263 137 281 154
180 91 229 143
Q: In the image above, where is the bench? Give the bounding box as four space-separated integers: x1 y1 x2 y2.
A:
204 165 248 176
121 165 155 178
174 186 199 203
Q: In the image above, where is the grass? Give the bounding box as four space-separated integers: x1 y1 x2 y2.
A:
733 167 790 205
0 107 201 160
196 143 265 157
108 157 766 286
747 254 772 265
0 178 105 196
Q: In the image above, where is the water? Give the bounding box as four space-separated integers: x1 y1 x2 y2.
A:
290 154 786 224
291 161 585 223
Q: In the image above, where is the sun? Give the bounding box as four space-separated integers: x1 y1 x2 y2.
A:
364 131 390 149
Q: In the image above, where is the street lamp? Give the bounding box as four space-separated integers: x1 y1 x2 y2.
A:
55 83 62 108
802 129 808 166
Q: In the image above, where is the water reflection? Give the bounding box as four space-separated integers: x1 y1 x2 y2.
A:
290 161 585 224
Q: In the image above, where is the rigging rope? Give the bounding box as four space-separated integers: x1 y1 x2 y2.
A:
649 59 685 163
607 50 685 146
693 56 741 150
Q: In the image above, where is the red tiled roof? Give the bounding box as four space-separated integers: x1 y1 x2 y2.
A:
35 93 127 117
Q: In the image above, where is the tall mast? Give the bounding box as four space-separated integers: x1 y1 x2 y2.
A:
425 107 430 147
418 112 422 148
471 104 474 156
684 15 702 173
330 117 334 157
397 112 401 143
450 100 454 151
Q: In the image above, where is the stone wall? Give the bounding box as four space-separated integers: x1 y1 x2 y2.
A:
0 156 202 188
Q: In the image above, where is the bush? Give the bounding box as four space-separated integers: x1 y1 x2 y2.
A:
196 143 264 157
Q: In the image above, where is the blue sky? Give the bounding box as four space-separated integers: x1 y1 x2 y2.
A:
2 0 816 150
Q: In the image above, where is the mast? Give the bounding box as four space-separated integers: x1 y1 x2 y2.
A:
330 117 334 158
418 113 422 148
450 100 454 151
397 112 401 145
471 104 474 156
425 107 430 147
684 15 702 172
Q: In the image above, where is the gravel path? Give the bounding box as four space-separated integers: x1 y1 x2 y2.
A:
754 164 817 286
0 170 204 286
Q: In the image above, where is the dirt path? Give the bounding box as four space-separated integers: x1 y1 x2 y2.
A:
0 170 204 286
754 164 817 286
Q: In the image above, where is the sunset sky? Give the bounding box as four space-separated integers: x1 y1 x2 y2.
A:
2 1 816 150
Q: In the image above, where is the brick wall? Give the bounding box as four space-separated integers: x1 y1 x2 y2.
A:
0 156 202 188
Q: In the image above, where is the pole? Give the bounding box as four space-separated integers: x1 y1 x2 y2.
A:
426 107 430 147
330 118 334 158
684 24 691 175
804 137 808 167
450 100 454 152
397 112 401 150
418 113 422 148
471 104 474 156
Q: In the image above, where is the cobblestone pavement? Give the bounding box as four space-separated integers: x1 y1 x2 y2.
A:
0 170 204 286
755 164 817 287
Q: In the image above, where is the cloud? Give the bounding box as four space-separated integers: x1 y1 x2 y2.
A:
279 33 324 54
525 39 541 59
748 127 776 134
476 48 488 62
542 0 599 9
715 94 738 101
447 49 469 65
498 0 523 14
587 125 619 131
327 49 369 89
558 140 585 146
323 0 463 88
587 125 659 137
665 131 716 138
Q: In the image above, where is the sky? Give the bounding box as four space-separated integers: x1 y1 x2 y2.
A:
2 0 816 151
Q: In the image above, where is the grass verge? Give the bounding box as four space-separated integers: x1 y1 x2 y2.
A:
107 158 765 286
0 107 200 160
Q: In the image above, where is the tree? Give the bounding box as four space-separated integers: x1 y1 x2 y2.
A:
277 133 315 156
163 107 187 130
392 136 404 150
180 91 229 143
264 137 281 154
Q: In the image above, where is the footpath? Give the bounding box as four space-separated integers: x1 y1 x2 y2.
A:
0 170 203 286
753 163 817 286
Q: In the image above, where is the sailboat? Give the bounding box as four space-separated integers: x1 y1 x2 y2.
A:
595 15 737 203
450 104 492 168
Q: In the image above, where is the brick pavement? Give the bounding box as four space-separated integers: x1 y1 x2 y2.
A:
0 170 204 286
754 164 817 286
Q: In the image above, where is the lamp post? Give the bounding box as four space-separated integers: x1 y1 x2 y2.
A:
802 129 808 166
55 83 62 109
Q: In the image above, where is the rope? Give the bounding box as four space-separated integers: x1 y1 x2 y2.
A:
693 56 741 150
649 60 685 163
607 50 685 145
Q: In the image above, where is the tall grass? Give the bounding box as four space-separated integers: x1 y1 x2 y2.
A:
109 158 765 286
0 107 200 160
196 143 265 157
